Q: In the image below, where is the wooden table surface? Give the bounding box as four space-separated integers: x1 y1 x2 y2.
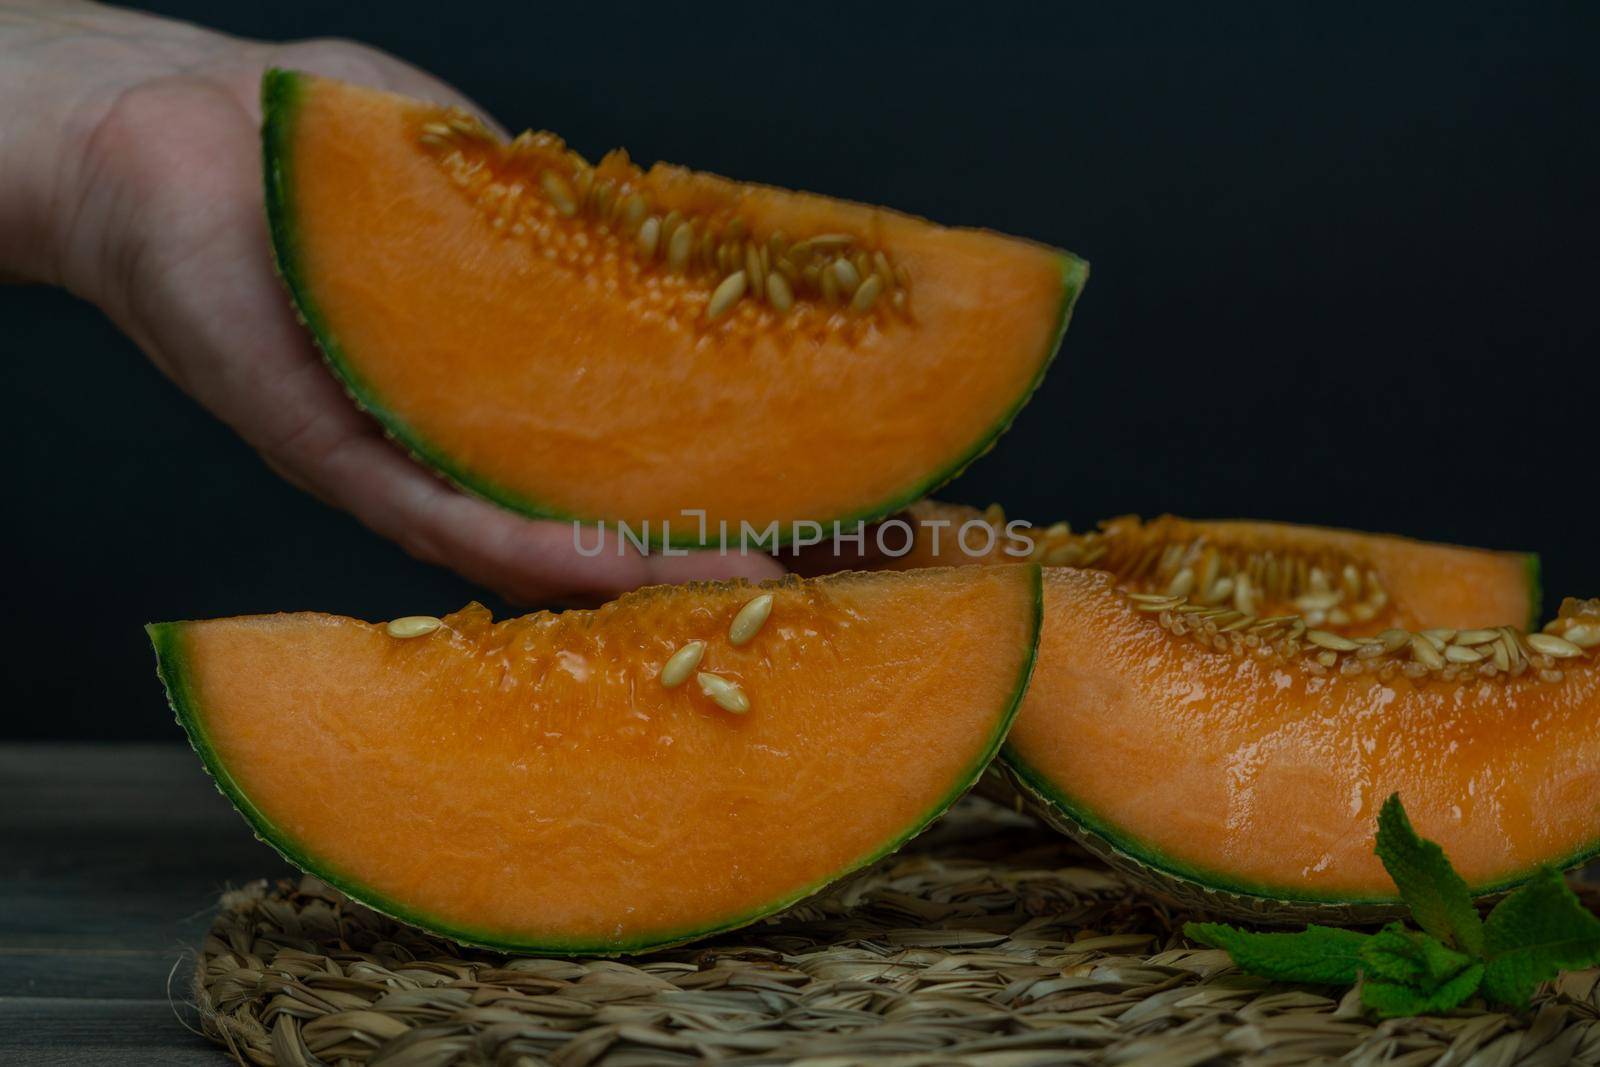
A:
2 744 291 1066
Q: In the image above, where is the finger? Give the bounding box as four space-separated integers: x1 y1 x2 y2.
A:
269 401 784 603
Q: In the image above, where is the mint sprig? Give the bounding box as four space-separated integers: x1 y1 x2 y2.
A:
1184 793 1600 1018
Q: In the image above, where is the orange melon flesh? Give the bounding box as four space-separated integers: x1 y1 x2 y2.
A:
149 566 1040 954
263 71 1085 539
1007 569 1600 912
882 501 1540 633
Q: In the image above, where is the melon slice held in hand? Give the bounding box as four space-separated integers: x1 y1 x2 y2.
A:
148 565 1041 954
261 69 1086 543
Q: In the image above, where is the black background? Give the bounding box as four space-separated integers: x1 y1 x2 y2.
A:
6 2 1597 740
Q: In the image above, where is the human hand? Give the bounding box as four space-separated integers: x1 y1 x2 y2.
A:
0 1 784 603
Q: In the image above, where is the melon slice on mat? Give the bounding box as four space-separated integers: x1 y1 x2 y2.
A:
885 500 1541 633
261 70 1086 543
148 565 1041 955
1004 568 1600 922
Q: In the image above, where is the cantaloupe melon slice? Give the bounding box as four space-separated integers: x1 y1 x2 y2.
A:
148 565 1041 954
262 70 1086 543
1005 568 1600 921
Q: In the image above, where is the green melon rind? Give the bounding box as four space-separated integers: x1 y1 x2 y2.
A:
999 741 1600 926
261 67 1087 548
1524 552 1544 632
148 564 1042 956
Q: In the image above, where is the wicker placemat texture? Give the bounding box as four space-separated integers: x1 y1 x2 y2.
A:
193 800 1600 1066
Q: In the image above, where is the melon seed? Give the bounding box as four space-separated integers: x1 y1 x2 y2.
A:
1233 574 1257 616
387 616 442 639
636 216 661 259
539 172 578 217
1165 567 1197 598
621 194 649 229
659 641 705 688
1564 624 1600 648
819 265 841 305
728 594 775 646
707 271 747 320
1410 636 1446 670
766 272 794 312
1306 629 1360 652
792 234 854 254
697 672 750 714
1376 629 1412 654
1527 633 1585 659
1294 591 1343 613
850 274 884 313
667 222 695 269
831 258 861 295
744 244 766 301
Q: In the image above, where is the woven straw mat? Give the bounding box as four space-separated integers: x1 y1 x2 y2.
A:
191 798 1600 1066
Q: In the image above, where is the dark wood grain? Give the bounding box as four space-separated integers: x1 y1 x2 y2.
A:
0 997 222 1065
1 743 290 1064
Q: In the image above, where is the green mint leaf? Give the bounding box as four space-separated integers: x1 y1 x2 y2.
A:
1361 962 1484 1018
1481 867 1600 1010
1360 923 1473 989
1185 921 1369 985
1359 923 1427 984
1374 794 1484 955
1417 931 1474 984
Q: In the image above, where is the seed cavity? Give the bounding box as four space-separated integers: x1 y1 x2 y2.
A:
419 119 911 325
659 641 705 688
697 672 750 714
386 616 442 639
1120 584 1596 688
728 593 775 647
948 508 1597 689
1005 511 1395 626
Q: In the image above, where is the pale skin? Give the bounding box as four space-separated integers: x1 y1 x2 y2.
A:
0 1 785 603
